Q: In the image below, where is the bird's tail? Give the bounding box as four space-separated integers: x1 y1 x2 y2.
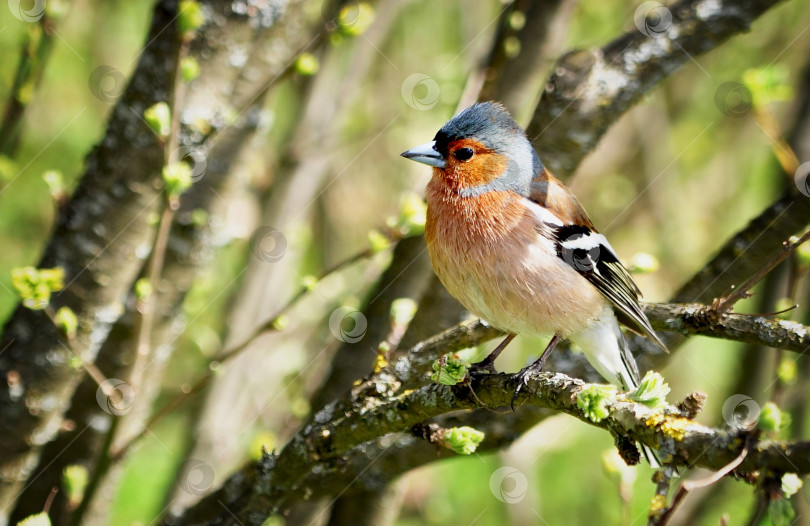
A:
570 306 662 469
616 333 663 470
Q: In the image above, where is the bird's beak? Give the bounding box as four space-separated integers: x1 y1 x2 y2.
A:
401 141 445 169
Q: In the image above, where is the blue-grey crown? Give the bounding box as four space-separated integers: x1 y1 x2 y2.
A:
433 101 543 180
433 101 523 157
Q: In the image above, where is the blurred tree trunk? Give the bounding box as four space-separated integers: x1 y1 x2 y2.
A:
0 0 182 518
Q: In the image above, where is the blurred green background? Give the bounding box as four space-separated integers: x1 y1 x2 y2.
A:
2 0 810 524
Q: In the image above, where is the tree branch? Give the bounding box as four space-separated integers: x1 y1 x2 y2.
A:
526 0 786 175
644 303 810 353
172 293 810 524
176 368 809 525
0 0 183 516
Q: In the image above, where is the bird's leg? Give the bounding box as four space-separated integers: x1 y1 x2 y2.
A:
512 334 562 409
470 333 516 374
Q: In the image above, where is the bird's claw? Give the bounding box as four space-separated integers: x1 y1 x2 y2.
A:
510 359 546 410
510 370 531 411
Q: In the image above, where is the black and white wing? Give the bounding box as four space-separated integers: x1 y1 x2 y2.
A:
551 224 667 352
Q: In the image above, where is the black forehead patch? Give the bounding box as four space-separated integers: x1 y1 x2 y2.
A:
433 101 523 157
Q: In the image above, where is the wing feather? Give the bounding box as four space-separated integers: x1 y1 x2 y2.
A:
525 169 667 351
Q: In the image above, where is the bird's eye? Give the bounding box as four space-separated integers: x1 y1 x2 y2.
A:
453 147 474 161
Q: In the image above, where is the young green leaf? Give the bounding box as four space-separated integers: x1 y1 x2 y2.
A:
180 57 201 82
178 0 205 35
11 266 65 310
442 426 485 455
782 473 803 498
162 162 193 198
430 354 469 386
62 464 89 507
55 307 78 339
577 384 618 423
144 102 171 139
628 371 670 408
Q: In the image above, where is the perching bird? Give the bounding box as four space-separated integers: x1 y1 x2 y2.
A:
401 101 666 410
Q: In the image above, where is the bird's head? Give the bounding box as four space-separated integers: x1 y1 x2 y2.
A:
401 101 542 197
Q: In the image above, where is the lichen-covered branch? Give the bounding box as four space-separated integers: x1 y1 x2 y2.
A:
171 294 810 524
526 0 786 175
175 367 809 525
393 301 810 387
644 303 810 353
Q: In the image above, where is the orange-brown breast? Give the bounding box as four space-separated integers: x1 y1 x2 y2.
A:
425 172 606 337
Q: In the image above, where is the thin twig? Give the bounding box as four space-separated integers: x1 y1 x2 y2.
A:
125 35 190 404
214 245 376 363
126 204 176 403
713 229 810 314
108 240 391 462
43 307 111 394
651 440 749 525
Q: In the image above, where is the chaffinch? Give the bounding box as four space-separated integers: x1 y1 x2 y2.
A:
402 101 666 463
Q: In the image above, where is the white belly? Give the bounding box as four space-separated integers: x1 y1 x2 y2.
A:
428 232 607 338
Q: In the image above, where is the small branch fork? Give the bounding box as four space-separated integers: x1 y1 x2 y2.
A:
649 438 751 525
711 229 810 316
